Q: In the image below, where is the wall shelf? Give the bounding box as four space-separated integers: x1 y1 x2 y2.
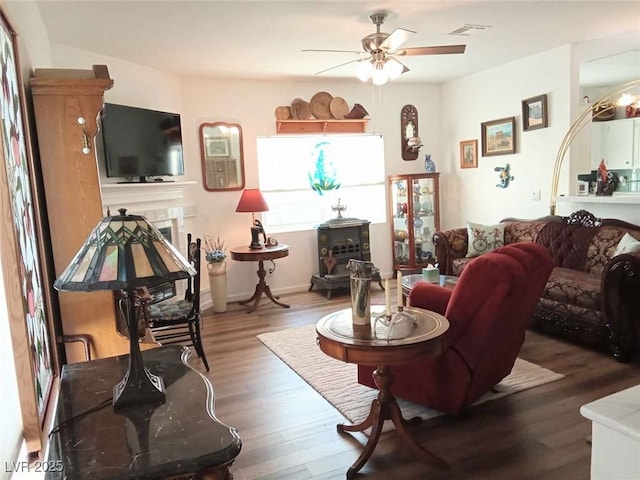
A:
276 119 368 134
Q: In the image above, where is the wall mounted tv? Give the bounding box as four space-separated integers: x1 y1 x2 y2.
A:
101 103 184 183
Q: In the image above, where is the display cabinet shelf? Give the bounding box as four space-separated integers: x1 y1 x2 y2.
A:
389 173 441 274
276 119 368 134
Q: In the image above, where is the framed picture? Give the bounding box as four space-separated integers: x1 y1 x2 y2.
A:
522 94 548 131
481 116 516 156
460 139 478 168
205 137 230 158
1 5 57 453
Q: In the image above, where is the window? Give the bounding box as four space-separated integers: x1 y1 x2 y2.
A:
256 134 386 233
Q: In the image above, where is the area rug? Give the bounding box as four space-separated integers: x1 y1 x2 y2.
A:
257 324 564 424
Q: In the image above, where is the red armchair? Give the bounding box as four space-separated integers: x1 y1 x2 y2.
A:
358 243 553 414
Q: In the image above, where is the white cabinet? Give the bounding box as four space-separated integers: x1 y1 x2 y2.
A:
591 118 640 170
580 384 640 480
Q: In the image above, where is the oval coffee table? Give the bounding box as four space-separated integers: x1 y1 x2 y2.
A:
316 306 450 479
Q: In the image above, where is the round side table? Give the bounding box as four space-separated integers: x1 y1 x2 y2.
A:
316 306 450 479
230 244 290 313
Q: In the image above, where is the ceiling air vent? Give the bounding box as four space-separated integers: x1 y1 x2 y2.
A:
449 24 492 36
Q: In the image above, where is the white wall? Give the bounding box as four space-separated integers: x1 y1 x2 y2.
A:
2 0 52 79
8 4 606 303
178 75 442 297
42 41 446 299
20 34 588 300
440 45 573 228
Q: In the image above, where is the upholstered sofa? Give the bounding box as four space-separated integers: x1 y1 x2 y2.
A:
432 210 640 362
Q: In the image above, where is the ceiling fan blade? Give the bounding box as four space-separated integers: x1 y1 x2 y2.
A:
315 58 366 75
380 28 415 52
397 44 466 56
302 49 365 55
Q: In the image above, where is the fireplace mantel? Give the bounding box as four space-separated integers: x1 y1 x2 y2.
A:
101 181 197 209
100 180 198 255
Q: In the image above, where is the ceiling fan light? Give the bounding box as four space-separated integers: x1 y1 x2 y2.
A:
372 68 388 85
384 58 404 79
356 61 374 82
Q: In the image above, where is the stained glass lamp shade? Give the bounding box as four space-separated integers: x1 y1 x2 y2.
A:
54 208 195 408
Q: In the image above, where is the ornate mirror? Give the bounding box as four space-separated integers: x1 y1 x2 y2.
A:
199 122 245 191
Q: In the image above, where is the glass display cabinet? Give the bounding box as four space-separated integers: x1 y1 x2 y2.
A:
389 173 440 274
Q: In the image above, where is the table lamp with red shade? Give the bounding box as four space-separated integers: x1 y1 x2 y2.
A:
235 188 269 249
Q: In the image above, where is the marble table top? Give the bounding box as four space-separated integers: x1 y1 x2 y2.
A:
580 384 640 442
46 345 241 479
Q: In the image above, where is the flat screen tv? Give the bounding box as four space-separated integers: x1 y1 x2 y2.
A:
101 103 184 182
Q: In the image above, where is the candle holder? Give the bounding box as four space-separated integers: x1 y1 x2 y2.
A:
373 306 417 341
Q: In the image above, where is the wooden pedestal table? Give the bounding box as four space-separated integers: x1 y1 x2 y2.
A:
230 243 290 313
316 306 450 479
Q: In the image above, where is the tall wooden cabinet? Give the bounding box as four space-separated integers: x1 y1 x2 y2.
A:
389 173 440 274
30 65 123 363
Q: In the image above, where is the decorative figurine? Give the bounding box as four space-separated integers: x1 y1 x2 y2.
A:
424 154 436 173
494 163 514 188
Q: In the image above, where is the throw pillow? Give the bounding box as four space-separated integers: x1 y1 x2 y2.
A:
466 222 505 257
613 232 640 256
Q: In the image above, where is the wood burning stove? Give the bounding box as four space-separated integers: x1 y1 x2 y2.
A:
309 217 383 298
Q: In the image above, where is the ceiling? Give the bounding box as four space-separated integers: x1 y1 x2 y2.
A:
31 1 640 87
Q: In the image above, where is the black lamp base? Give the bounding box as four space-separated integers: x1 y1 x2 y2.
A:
113 362 166 409
249 226 263 249
113 291 166 409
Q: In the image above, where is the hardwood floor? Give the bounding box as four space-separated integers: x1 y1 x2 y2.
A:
193 287 640 480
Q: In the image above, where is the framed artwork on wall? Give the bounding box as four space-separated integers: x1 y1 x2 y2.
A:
0 5 58 454
205 137 230 158
460 139 478 168
522 94 548 131
481 117 516 156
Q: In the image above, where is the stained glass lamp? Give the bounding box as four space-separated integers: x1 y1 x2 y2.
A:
54 208 195 408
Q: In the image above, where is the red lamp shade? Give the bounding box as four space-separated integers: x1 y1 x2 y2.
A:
235 188 269 213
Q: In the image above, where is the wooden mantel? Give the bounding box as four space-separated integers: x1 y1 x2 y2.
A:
276 119 368 134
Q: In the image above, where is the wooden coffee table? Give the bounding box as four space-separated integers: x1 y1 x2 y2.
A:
316 306 450 479
401 273 458 305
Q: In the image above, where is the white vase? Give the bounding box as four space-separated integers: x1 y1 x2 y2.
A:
208 262 227 313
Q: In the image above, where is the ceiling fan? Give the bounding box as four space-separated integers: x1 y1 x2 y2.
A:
303 13 466 85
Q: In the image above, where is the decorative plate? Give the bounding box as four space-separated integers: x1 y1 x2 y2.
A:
329 97 349 119
290 98 312 120
310 91 333 119
274 106 291 120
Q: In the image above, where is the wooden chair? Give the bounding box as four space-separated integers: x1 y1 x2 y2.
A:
148 234 209 371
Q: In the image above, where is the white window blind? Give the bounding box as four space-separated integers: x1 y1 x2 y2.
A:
256 134 386 233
